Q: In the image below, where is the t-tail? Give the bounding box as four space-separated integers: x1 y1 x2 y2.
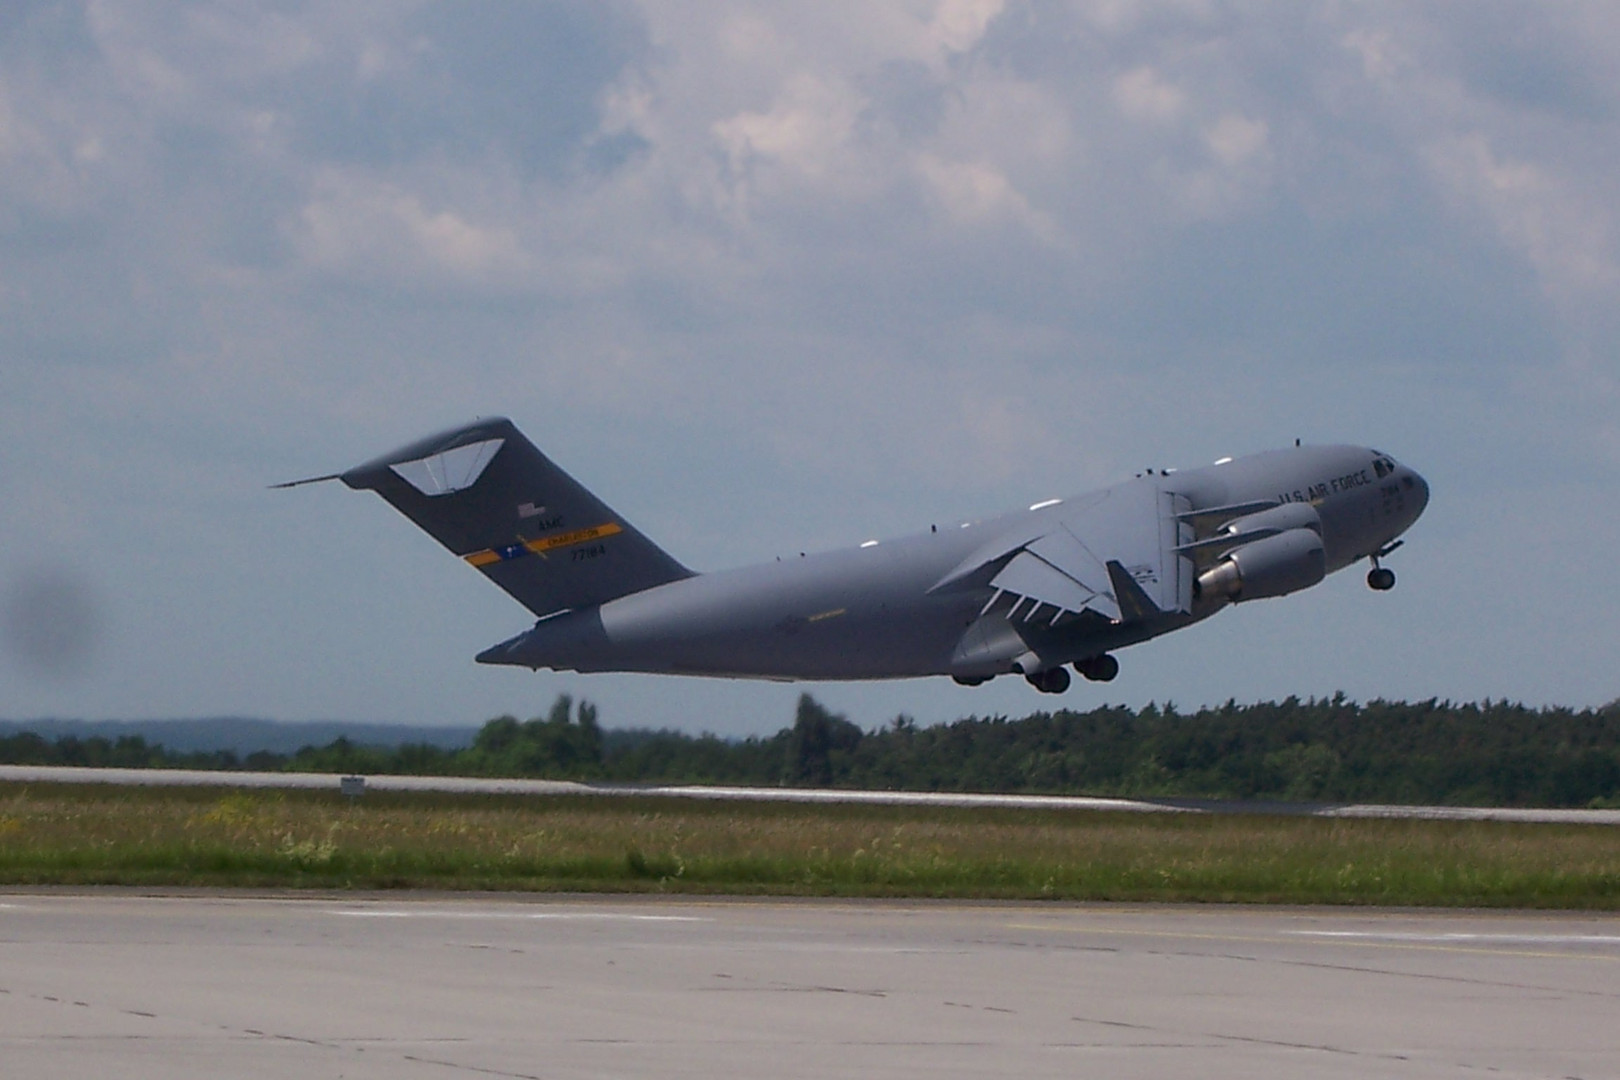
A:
323 418 693 617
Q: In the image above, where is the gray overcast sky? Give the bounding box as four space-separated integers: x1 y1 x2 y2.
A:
3 1 1617 736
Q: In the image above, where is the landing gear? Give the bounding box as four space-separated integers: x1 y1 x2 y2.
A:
1024 666 1071 694
952 674 989 687
1367 540 1402 591
1074 654 1119 682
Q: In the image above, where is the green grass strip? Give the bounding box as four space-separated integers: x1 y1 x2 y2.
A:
2 783 1617 906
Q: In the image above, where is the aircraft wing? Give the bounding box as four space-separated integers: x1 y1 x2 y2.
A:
933 481 1194 626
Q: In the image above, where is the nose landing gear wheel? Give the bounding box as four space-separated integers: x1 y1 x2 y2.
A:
1024 667 1071 694
1074 654 1119 682
1367 541 1402 591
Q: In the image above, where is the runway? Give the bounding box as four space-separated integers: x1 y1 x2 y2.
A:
5 764 1619 824
2 894 1617 1078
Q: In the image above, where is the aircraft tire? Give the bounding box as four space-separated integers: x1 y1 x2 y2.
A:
1025 667 1071 694
1075 654 1119 682
1367 567 1396 591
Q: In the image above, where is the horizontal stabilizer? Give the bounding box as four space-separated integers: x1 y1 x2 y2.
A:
340 418 693 617
268 472 343 490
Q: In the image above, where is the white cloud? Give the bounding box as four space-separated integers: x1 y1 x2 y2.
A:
1203 112 1268 167
926 0 1007 56
293 174 530 285
714 10 784 63
1425 133 1619 301
1340 28 1409 89
1112 66 1185 123
917 154 1054 239
711 73 865 187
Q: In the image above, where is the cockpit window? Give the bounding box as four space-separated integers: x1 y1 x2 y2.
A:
1373 458 1391 479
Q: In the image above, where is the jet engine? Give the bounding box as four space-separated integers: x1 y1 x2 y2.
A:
1215 501 1322 540
1197 527 1326 603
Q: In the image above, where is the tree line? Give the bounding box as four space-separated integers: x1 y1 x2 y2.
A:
4 693 1619 808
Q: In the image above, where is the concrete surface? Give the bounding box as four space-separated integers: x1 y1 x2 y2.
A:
2 894 1617 1078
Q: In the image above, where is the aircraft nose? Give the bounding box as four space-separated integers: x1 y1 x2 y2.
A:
1408 468 1430 520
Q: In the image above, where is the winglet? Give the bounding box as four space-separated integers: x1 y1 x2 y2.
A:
1105 560 1161 623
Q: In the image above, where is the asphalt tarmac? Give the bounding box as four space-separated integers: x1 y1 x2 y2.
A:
2 894 1617 1079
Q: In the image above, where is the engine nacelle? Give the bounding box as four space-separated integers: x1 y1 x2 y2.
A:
1219 501 1322 541
1197 527 1326 603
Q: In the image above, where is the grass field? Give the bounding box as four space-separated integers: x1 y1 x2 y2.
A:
2 782 1618 907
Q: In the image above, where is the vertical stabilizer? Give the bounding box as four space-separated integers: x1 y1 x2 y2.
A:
340 418 693 617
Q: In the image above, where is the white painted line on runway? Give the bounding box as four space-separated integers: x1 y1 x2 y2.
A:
7 764 1620 824
1288 931 1620 945
639 784 1185 814
328 908 709 922
1322 804 1620 824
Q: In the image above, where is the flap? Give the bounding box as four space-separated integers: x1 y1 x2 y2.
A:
937 479 1189 625
1027 526 1110 589
990 550 1102 617
930 522 1050 594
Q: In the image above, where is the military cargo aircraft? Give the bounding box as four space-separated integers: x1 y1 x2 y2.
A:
281 418 1428 694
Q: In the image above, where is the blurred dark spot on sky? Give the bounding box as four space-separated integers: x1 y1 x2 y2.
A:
2 567 102 681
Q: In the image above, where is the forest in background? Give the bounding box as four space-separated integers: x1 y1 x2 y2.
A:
4 694 1619 809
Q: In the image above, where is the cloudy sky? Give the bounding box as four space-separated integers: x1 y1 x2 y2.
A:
3 1 1618 736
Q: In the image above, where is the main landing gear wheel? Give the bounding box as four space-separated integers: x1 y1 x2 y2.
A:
1024 667 1071 694
952 674 989 687
1074 654 1119 682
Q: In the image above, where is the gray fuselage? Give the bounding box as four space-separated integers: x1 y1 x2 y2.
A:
478 444 1429 682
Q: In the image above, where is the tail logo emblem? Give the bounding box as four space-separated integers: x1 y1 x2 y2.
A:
464 523 624 568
